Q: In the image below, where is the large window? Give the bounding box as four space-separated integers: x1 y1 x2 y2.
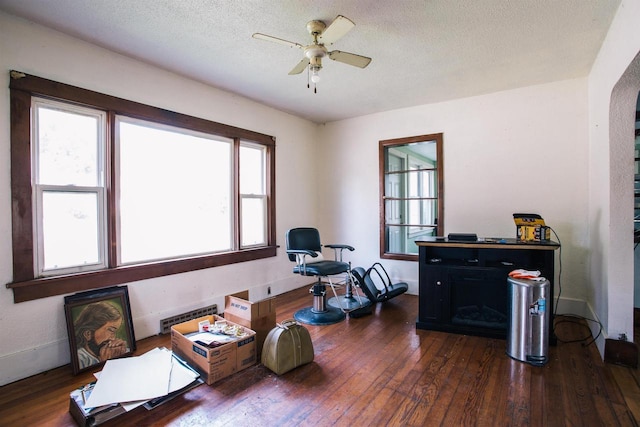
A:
380 133 443 260
8 71 276 302
115 118 234 264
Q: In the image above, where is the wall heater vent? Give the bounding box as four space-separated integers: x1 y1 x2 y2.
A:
160 304 217 334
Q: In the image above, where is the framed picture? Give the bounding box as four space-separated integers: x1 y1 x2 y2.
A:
64 286 136 374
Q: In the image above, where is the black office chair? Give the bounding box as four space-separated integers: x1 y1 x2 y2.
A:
351 263 408 305
286 227 367 325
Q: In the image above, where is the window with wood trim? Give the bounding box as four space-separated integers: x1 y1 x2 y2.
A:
380 133 444 261
8 71 277 302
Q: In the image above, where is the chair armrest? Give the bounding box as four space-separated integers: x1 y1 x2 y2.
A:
286 249 320 275
286 249 319 257
324 244 354 262
325 244 355 251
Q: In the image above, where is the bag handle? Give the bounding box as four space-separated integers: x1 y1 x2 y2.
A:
277 318 299 330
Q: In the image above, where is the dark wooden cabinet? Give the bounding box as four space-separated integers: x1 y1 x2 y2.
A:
416 238 559 340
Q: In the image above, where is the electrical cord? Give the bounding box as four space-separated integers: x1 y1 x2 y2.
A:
548 226 604 347
549 226 562 316
553 313 603 346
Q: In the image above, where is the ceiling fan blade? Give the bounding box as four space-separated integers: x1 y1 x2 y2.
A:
289 57 310 75
318 15 355 45
252 33 304 50
328 50 372 68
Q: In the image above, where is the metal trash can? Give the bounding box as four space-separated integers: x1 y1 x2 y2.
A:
506 277 550 366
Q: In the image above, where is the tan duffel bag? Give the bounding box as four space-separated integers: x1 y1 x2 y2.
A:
261 319 314 374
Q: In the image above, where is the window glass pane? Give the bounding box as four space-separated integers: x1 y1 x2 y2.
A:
385 224 405 253
385 225 436 255
384 199 403 224
407 199 438 226
408 169 419 198
385 172 405 199
241 197 266 247
42 191 100 270
387 199 437 228
425 199 438 224
385 151 405 173
36 105 101 186
408 199 421 225
408 225 437 237
423 170 436 197
240 144 265 194
118 119 232 264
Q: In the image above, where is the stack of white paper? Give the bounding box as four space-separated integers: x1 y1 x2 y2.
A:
85 347 199 411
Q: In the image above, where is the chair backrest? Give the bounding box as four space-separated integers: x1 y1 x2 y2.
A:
351 266 381 301
286 228 322 262
367 263 391 292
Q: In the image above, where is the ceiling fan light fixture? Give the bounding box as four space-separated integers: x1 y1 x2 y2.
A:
310 65 321 83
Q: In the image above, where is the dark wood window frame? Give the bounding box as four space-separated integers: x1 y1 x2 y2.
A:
7 71 277 303
379 133 444 261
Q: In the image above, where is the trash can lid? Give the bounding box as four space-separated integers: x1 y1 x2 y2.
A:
507 276 549 287
508 269 542 279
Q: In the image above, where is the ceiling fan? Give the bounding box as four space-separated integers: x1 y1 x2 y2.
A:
252 15 372 91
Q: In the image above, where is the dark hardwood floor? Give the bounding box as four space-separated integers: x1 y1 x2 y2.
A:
0 286 637 426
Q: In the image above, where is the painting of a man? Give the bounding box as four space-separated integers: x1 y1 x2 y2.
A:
74 300 130 370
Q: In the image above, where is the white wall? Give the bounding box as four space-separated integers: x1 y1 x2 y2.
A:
588 0 640 352
318 79 590 300
0 12 319 386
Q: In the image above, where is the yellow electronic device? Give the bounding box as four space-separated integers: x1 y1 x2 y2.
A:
513 213 550 242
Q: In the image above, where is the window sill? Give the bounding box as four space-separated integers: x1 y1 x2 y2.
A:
7 246 278 303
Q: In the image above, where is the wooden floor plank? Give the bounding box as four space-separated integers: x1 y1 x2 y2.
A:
424 334 479 425
0 286 637 427
455 337 501 425
475 340 510 426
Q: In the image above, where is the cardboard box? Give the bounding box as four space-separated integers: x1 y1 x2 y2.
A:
171 314 256 385
513 213 550 242
224 290 276 358
516 225 550 242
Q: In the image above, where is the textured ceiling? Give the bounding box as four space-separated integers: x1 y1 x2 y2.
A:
0 0 621 124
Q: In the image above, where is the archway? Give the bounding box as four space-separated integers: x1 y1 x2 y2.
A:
609 50 640 342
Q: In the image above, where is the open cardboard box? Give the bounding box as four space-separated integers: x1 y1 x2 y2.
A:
171 314 256 385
